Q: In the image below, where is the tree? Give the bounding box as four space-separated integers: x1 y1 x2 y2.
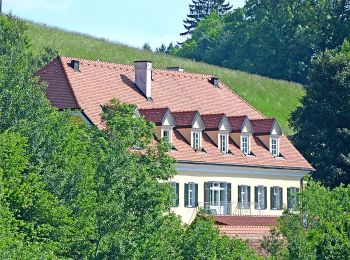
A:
156 43 167 53
181 0 232 36
142 42 152 51
181 212 259 259
290 40 350 188
264 180 350 259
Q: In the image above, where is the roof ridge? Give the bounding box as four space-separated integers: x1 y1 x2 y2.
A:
59 56 215 79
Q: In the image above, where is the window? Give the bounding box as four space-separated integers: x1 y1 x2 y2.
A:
162 129 172 144
204 182 231 215
241 135 250 155
170 182 179 207
192 131 201 150
271 138 279 157
238 185 250 209
271 186 283 210
287 187 299 210
219 134 228 154
255 186 267 210
185 183 198 208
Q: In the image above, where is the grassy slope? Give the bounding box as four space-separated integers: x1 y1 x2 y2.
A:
27 22 305 135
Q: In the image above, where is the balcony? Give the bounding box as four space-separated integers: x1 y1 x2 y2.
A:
198 202 272 216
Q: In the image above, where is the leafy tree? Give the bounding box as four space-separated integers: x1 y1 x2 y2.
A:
290 40 350 188
181 212 259 259
176 0 350 83
181 0 232 36
265 180 350 259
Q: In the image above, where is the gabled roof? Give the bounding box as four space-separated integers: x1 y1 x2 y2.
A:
172 111 198 128
138 107 169 126
201 113 226 130
228 115 249 132
251 119 278 135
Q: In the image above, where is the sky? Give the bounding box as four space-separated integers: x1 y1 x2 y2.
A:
3 0 245 49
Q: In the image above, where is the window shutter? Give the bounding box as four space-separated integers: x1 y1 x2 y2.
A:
279 187 283 209
194 183 198 207
226 183 231 214
270 187 274 210
238 185 242 208
254 186 258 209
184 183 189 207
287 188 291 209
264 186 267 209
176 183 179 207
204 182 210 212
247 186 251 205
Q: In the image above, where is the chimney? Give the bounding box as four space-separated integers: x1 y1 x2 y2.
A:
135 61 152 100
71 60 80 72
210 77 219 87
167 66 184 72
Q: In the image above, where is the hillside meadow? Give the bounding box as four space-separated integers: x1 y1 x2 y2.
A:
27 21 305 135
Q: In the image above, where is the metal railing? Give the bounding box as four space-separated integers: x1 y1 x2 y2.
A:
198 202 267 216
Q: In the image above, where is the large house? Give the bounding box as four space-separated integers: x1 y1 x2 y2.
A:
37 57 313 239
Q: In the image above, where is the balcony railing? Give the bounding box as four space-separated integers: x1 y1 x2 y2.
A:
198 202 269 216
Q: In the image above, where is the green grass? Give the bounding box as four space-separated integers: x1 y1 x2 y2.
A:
27 21 305 135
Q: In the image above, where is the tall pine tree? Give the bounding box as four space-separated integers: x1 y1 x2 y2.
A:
181 0 232 36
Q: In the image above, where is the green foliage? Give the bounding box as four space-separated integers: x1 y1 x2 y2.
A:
181 213 260 260
265 180 350 259
290 40 350 187
142 42 152 51
176 0 350 84
26 19 305 135
181 0 232 36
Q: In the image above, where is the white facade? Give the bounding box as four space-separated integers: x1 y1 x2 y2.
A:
171 162 306 224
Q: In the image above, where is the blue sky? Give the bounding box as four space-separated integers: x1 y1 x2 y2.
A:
3 0 245 49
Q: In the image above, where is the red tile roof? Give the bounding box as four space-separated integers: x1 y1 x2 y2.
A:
139 107 169 126
201 113 225 130
228 115 248 132
251 119 276 134
172 111 198 128
36 57 313 171
215 215 277 227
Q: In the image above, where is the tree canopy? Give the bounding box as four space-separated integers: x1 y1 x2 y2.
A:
290 40 350 188
174 0 350 84
181 0 232 36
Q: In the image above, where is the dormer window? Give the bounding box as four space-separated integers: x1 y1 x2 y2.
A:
241 135 250 155
270 137 279 157
161 128 172 144
192 131 201 150
219 134 228 154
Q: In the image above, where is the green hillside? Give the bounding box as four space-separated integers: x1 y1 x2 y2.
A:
27 22 305 135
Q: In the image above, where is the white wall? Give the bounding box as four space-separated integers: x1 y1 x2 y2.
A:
170 163 307 224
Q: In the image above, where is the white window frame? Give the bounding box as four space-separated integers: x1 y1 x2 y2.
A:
271 186 282 210
219 133 228 154
239 185 250 209
186 183 196 207
256 186 266 210
270 137 279 157
191 131 201 151
241 135 250 155
161 128 172 144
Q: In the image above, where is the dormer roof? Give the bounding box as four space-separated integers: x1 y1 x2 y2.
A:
172 111 198 128
251 118 281 135
201 113 225 130
228 116 249 132
138 107 174 126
